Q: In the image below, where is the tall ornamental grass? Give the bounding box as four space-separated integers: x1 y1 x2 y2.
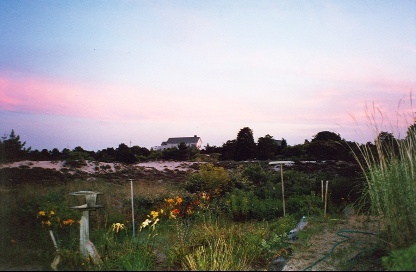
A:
353 99 416 249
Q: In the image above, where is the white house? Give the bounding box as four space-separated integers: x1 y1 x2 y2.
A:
153 135 203 151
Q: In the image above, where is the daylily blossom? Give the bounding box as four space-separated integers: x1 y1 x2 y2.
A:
166 198 175 206
140 219 152 231
151 218 159 231
149 210 159 219
112 223 125 233
62 219 75 226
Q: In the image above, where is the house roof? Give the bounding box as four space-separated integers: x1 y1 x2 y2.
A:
166 136 201 144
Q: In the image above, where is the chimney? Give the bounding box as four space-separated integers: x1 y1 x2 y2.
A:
194 135 197 137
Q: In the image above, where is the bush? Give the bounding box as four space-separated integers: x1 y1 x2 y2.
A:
184 163 231 197
382 243 416 271
286 193 323 218
224 189 283 221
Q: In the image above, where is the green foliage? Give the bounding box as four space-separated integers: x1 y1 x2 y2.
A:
185 163 231 197
382 243 416 271
182 236 249 271
286 193 323 218
241 162 272 186
64 147 93 168
159 143 200 161
353 129 416 249
268 215 298 235
225 189 283 221
98 227 156 271
131 195 162 218
260 233 290 260
0 167 70 186
280 170 318 197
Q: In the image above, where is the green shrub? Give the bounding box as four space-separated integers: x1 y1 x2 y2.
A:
224 189 283 221
268 215 297 235
185 163 231 197
286 193 323 218
382 243 416 271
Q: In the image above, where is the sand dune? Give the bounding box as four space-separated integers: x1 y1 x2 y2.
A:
0 160 200 174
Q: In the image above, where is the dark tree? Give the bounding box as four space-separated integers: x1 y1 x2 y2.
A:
220 140 237 160
40 149 51 160
131 145 150 157
202 143 222 154
64 146 94 167
282 144 307 159
257 134 278 160
0 129 30 162
50 148 61 161
281 138 287 149
311 131 341 142
161 147 180 160
235 127 256 161
95 147 115 162
116 143 137 164
307 131 348 160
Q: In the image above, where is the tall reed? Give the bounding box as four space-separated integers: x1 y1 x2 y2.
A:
352 98 416 249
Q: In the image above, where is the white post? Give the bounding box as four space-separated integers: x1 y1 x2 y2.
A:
281 163 285 217
80 211 89 257
130 179 135 237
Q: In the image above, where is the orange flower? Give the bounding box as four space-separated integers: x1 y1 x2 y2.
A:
166 198 175 206
62 219 75 226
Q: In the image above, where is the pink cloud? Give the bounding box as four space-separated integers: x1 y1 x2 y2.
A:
0 74 147 119
0 73 249 122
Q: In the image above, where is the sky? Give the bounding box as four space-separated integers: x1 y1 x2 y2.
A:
1 0 415 152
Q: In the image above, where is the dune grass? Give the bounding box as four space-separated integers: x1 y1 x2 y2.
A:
352 98 416 250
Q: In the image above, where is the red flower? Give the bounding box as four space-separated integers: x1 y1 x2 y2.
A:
172 208 180 215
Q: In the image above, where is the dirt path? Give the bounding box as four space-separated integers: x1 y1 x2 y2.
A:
283 215 385 271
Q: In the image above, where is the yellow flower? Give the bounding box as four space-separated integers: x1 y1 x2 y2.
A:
149 210 159 219
175 197 183 205
38 211 46 217
169 210 177 219
49 211 55 216
44 220 51 227
151 218 159 231
140 219 152 231
111 223 125 233
202 192 209 200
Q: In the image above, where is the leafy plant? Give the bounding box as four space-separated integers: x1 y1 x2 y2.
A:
382 243 416 271
182 236 249 271
185 163 231 197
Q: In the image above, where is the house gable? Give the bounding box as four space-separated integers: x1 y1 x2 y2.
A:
158 135 202 150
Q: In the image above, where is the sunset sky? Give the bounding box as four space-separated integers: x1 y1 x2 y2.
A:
1 0 415 151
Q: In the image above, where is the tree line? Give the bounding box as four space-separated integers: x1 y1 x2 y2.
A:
0 125 414 164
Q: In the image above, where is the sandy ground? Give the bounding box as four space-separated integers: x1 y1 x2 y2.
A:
0 160 200 174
